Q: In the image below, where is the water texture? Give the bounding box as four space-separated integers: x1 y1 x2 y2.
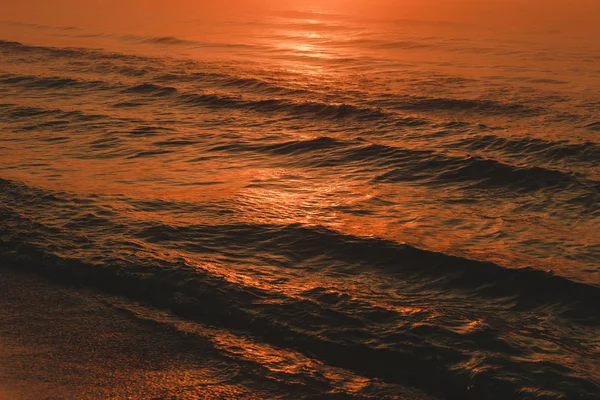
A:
0 4 599 399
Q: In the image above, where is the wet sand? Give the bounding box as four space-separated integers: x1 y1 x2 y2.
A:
0 268 277 399
0 268 437 400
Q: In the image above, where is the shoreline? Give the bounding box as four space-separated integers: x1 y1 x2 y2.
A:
0 267 265 399
0 267 438 400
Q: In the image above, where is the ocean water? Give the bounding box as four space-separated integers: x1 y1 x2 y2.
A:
0 2 599 399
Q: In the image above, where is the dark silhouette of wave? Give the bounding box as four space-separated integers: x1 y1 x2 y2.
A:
122 34 198 46
1 176 598 399
456 134 600 166
0 103 108 122
117 80 539 122
0 40 152 68
120 83 178 96
0 41 556 122
585 121 600 131
0 71 390 122
374 150 597 193
0 177 597 319
1 68 596 196
374 95 541 117
0 73 106 90
4 40 588 138
205 136 599 195
177 91 388 121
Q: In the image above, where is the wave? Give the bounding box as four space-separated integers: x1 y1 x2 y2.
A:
0 40 153 68
2 21 599 400
0 177 597 319
145 71 311 97
0 21 79 31
585 121 600 131
1 69 596 195
121 83 178 96
374 151 598 193
0 70 391 122
4 239 475 399
0 72 542 126
0 73 106 90
373 95 541 117
455 134 600 167
177 91 389 121
261 136 347 154
2 40 580 134
205 135 600 195
122 34 198 46
1 178 599 399
139 222 600 316
122 80 534 123
0 41 554 122
0 103 108 122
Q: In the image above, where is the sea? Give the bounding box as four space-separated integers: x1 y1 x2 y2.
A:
0 2 599 398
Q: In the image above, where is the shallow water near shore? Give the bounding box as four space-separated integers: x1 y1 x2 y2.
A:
0 1 599 398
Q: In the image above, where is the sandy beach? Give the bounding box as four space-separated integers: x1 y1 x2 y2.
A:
0 268 243 399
